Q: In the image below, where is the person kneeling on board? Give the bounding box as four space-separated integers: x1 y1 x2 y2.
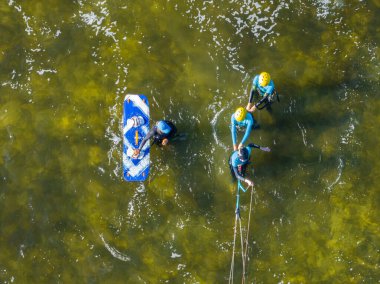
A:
133 120 177 158
229 143 271 187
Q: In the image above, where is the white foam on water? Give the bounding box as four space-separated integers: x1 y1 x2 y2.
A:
297 122 308 147
81 11 104 26
78 1 118 43
313 0 345 19
22 13 33 35
340 115 360 147
36 69 57 75
327 157 344 191
340 121 355 145
99 234 131 262
124 190 159 229
106 97 124 179
325 100 360 191
5 1 37 96
78 2 132 180
177 264 186 270
171 252 182 258
181 0 289 75
210 103 230 151
19 245 25 258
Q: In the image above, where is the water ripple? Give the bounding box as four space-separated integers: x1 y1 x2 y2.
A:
99 234 131 262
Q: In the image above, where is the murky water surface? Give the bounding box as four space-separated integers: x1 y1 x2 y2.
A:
1 0 379 283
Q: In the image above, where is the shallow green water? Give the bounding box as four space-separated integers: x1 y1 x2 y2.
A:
1 0 379 283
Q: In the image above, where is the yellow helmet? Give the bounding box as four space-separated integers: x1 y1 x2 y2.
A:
259 72 271 87
234 107 247 122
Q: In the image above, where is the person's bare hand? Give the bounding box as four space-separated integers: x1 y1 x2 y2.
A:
246 179 254 187
132 149 140 158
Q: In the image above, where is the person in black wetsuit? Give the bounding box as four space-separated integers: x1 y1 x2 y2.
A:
229 142 271 187
132 120 177 158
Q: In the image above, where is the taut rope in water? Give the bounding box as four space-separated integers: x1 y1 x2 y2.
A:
243 186 254 268
228 181 254 284
229 206 239 283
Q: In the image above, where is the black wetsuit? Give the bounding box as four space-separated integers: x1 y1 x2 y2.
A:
138 121 177 151
248 89 278 111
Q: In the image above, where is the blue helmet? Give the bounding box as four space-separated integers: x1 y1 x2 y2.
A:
156 121 171 134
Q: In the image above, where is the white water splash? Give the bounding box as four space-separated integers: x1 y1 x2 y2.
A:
77 2 132 180
297 122 308 147
327 157 344 191
210 104 229 150
79 2 118 43
99 234 131 262
340 117 359 146
171 252 182 258
106 108 123 179
19 245 25 258
314 0 344 19
183 0 289 74
36 69 57 75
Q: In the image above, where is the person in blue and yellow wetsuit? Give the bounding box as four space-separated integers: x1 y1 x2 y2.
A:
231 107 257 151
229 143 271 187
246 72 277 112
133 120 177 158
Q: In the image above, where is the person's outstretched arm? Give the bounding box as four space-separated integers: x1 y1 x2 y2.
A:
138 128 155 151
133 128 156 158
233 166 254 186
231 116 238 150
240 118 253 147
247 143 271 152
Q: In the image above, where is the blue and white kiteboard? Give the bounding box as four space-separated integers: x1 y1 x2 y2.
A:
123 94 150 182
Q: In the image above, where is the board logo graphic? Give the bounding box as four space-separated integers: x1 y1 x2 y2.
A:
123 94 150 182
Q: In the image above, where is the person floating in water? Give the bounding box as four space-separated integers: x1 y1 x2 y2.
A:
229 143 271 187
231 107 258 151
246 72 277 112
133 120 177 158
